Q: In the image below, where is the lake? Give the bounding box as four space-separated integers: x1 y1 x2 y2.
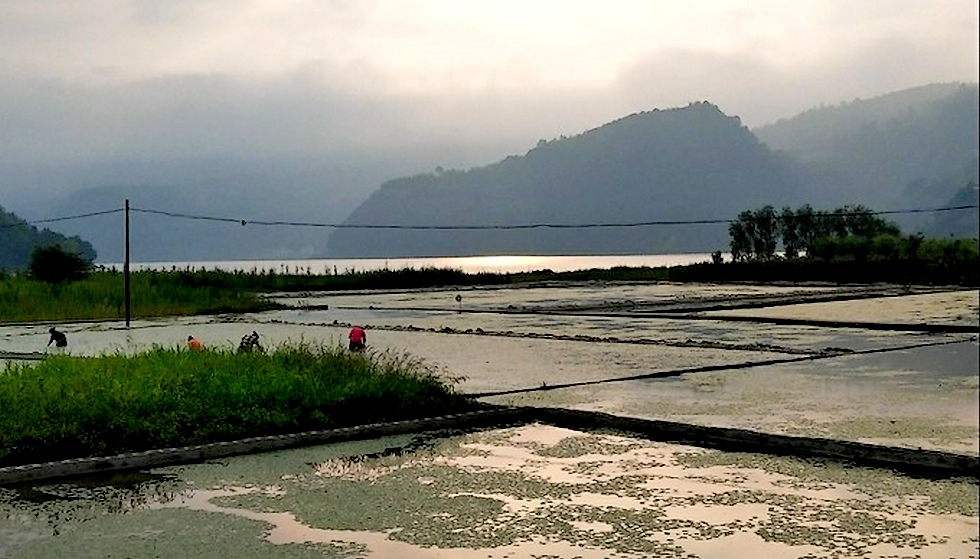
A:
103 253 720 275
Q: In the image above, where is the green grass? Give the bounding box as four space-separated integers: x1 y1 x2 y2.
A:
1 246 974 325
0 343 473 467
0 266 673 324
0 270 284 322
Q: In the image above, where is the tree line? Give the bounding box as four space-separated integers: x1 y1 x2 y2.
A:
711 204 978 285
730 204 914 262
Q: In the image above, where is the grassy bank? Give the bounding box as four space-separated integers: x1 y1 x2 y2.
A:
0 266 671 323
1 246 975 324
0 270 285 322
0 343 472 467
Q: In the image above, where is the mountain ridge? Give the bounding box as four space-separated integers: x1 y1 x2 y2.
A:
327 102 810 257
328 84 978 257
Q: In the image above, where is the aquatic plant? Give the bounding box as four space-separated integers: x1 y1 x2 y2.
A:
0 343 472 466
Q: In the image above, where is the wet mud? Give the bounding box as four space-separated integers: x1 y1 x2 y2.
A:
1 283 976 557
0 425 976 558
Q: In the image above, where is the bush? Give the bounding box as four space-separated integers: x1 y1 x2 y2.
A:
27 245 93 284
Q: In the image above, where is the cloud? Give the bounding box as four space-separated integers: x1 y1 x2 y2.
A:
615 27 979 127
0 1 975 183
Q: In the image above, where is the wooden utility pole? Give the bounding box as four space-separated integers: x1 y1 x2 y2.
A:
124 199 131 328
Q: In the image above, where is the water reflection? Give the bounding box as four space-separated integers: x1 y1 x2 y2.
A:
107 253 717 275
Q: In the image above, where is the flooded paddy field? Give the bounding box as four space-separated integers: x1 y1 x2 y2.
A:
705 290 979 327
0 424 976 558
1 282 977 557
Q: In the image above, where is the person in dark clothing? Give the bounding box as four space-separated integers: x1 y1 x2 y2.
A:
239 331 262 353
47 328 68 348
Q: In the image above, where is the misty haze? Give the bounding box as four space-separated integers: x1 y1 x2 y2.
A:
0 1 977 263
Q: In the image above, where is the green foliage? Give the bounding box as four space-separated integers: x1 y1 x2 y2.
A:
0 270 282 323
721 202 977 283
0 343 472 466
686 235 978 285
728 205 781 261
0 205 97 271
730 204 903 261
27 245 93 284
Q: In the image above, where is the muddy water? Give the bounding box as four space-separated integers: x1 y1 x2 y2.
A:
707 290 980 326
0 424 976 558
2 285 977 454
1 284 977 557
488 339 979 454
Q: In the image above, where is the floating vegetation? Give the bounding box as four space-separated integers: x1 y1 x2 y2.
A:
1 424 976 558
675 450 979 517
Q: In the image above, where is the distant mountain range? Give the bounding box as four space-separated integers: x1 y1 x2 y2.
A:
5 82 976 262
328 83 978 257
754 83 978 235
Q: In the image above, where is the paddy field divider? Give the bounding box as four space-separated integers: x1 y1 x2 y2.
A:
1 405 975 486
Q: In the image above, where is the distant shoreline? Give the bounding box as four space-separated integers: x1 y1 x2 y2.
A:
98 253 720 275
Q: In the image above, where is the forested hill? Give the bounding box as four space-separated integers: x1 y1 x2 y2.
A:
0 206 97 271
328 102 810 257
754 82 979 233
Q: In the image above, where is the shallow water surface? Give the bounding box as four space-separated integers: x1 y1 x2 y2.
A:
1 284 976 557
0 425 976 558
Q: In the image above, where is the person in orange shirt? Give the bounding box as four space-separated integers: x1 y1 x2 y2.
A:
187 335 204 351
348 325 366 351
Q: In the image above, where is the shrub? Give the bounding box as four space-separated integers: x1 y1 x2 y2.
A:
27 245 93 284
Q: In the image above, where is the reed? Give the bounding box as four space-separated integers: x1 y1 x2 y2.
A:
0 343 471 466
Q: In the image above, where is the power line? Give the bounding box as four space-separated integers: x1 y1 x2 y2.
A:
0 208 124 229
4 204 978 231
133 204 980 230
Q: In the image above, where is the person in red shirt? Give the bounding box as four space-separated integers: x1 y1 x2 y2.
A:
348 325 366 351
187 335 203 351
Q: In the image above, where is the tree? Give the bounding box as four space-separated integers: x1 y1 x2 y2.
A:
838 204 900 238
779 206 802 259
729 211 753 262
729 206 779 261
730 203 904 262
750 206 779 260
28 245 93 284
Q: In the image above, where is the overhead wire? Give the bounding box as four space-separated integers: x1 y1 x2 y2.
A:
3 204 978 231
0 208 124 229
131 203 980 230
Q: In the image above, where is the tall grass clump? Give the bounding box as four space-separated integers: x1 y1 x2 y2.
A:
0 343 472 467
0 270 284 323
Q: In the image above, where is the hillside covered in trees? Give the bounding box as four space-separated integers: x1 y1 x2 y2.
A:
329 83 977 258
328 102 811 257
0 206 96 271
755 83 978 235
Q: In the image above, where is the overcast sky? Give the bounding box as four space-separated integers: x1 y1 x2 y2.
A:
1 0 977 180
